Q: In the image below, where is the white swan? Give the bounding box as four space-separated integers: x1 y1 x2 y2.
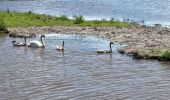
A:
27 35 45 48
56 41 64 51
97 42 114 54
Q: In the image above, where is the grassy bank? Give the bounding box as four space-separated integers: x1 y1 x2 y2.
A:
0 11 132 28
118 48 170 61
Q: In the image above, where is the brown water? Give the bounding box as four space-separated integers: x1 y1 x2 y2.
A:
1 33 170 100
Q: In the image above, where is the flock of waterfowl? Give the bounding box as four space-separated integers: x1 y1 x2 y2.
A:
12 35 46 48
12 35 114 53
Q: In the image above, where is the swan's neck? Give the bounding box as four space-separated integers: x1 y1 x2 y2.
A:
110 43 112 52
40 36 45 47
62 41 64 48
24 37 27 45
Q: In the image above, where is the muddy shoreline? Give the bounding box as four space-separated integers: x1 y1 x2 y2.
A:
8 26 170 60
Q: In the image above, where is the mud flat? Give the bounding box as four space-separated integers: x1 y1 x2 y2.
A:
8 25 170 60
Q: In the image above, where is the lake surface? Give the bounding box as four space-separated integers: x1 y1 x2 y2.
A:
0 0 170 25
1 33 170 99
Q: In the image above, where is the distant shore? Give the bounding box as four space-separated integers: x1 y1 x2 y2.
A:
8 25 170 61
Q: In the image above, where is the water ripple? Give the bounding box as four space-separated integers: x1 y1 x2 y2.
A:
0 34 170 99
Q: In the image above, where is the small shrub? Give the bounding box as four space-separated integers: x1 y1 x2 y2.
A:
7 9 10 14
73 15 84 24
60 15 68 20
28 11 32 14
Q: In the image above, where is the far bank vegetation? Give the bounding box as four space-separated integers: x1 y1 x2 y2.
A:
0 11 132 28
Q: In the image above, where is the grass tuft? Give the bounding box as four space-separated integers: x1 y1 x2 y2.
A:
0 16 7 32
59 15 68 20
161 50 170 60
73 15 84 24
28 11 32 14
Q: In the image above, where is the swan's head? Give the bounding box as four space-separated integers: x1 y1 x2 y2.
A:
41 35 45 38
110 42 114 45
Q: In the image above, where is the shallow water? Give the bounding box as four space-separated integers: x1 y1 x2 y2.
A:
0 0 170 25
1 33 170 100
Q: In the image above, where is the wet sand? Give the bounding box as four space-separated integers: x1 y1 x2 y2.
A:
8 26 170 60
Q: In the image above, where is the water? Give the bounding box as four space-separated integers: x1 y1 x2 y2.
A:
1 33 170 99
0 0 170 25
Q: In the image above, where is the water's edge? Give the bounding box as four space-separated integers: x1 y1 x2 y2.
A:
8 26 170 61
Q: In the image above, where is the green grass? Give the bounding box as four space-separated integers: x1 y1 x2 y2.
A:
161 50 170 60
73 15 84 24
0 11 132 28
0 16 7 31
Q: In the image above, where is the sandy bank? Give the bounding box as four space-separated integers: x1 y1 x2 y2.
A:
8 26 170 60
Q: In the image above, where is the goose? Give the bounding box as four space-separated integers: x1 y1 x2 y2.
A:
56 41 64 51
12 37 27 46
27 35 45 48
97 42 114 54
